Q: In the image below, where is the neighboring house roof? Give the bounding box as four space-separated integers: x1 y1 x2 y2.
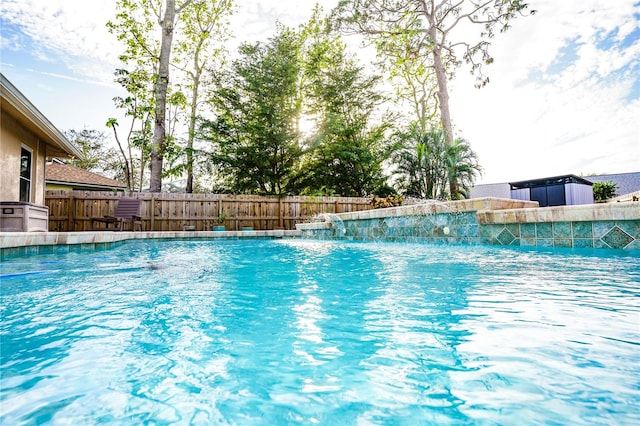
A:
46 162 127 191
584 172 640 198
1 72 82 158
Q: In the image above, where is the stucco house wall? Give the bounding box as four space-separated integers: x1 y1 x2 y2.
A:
1 73 82 231
1 113 48 204
1 73 81 204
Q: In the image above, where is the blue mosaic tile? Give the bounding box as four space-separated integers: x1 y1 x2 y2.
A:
554 239 573 248
38 245 56 254
594 221 615 238
1 246 26 260
55 245 71 254
497 228 516 245
553 222 572 239
538 238 554 247
537 223 553 239
593 239 609 249
573 239 594 249
521 223 536 238
506 223 520 238
521 238 537 246
573 222 593 239
617 220 640 239
479 225 494 238
601 226 634 249
385 217 400 228
624 239 640 250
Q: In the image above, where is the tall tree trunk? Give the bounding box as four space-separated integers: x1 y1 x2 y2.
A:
185 68 201 193
149 0 177 193
429 25 459 198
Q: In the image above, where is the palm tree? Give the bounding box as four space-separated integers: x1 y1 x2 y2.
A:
445 138 482 200
394 126 481 200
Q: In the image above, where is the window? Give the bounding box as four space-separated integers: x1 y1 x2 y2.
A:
20 147 32 202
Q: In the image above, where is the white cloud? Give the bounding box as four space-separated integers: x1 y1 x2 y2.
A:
0 0 637 184
450 0 640 183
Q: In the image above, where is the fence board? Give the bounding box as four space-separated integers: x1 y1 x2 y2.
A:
45 191 373 232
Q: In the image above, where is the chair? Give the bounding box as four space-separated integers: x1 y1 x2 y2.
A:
91 198 143 231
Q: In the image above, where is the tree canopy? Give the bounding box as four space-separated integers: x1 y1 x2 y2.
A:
97 2 515 198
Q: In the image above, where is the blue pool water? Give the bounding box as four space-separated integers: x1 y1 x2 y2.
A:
1 240 639 425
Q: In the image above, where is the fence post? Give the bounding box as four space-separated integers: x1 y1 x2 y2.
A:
69 195 75 231
150 195 156 231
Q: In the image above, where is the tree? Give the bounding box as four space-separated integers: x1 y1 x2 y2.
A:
63 129 121 178
108 0 196 193
332 0 533 194
202 27 304 195
394 126 481 199
297 14 394 196
106 68 155 191
149 0 195 192
173 0 232 193
444 137 482 199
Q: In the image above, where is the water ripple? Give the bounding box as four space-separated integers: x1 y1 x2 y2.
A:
1 241 638 425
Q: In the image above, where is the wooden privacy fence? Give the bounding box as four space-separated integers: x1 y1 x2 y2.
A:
45 191 374 232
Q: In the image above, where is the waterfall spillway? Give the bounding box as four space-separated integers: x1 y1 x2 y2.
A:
316 213 346 236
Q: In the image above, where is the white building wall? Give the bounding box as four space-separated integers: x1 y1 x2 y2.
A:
565 183 593 205
510 188 530 201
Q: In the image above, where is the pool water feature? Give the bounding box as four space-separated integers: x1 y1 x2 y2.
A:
313 213 346 237
1 240 639 424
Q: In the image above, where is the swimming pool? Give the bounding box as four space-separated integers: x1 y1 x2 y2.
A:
1 239 639 425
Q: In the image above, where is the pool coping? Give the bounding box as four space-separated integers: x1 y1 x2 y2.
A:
3 198 639 255
0 229 301 250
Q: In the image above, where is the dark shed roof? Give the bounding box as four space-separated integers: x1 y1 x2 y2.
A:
509 174 593 190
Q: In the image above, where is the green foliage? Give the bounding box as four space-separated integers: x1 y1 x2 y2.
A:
331 0 534 145
593 181 617 202
393 126 482 200
295 11 395 197
201 27 304 195
64 129 121 177
172 0 233 193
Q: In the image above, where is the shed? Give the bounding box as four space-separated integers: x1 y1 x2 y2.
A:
509 174 594 207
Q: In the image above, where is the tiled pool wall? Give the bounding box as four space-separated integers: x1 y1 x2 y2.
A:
0 229 297 260
2 199 639 258
477 204 640 249
301 211 482 244
297 199 640 250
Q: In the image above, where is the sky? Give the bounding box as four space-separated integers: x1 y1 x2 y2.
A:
1 0 638 185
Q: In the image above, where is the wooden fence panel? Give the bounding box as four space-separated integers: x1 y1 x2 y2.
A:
44 191 373 232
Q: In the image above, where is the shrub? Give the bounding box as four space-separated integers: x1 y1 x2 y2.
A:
370 194 403 209
593 181 617 202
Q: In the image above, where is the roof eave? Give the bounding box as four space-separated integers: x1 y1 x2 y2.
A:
46 180 127 191
1 73 83 159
